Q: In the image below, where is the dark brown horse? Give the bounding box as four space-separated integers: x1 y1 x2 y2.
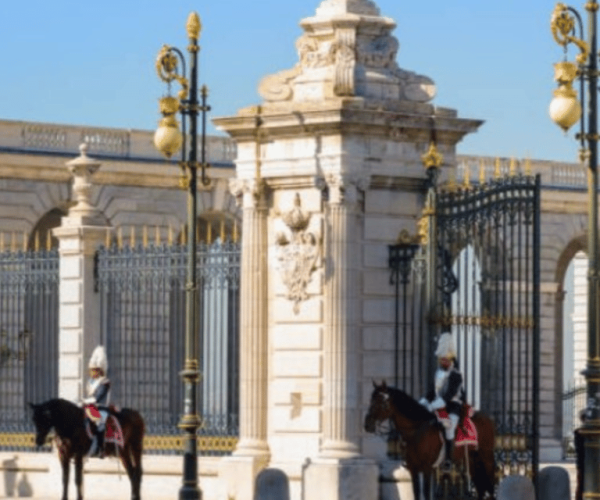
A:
364 381 496 500
30 398 145 500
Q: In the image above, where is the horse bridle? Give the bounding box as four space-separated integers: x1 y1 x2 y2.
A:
372 388 427 439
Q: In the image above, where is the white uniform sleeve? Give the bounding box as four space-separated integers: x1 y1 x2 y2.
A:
429 396 446 410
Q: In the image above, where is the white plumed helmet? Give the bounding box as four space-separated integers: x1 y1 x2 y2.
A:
435 333 456 359
88 345 108 373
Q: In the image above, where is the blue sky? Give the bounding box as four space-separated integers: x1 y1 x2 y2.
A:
0 0 582 162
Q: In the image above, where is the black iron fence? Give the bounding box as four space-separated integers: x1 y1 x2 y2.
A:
95 238 240 455
0 247 59 449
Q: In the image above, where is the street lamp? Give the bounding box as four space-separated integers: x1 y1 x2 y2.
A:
550 2 600 497
153 12 210 500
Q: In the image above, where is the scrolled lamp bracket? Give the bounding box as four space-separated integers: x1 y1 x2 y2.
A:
551 3 590 64
156 45 189 101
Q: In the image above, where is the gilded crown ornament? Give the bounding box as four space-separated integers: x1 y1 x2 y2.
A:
421 142 443 169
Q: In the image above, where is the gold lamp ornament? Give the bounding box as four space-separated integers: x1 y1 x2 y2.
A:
154 96 183 158
549 61 582 132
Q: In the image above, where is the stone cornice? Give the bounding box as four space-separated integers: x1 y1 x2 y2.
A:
214 101 482 145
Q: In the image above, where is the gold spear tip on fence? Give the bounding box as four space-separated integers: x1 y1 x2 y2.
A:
494 158 502 179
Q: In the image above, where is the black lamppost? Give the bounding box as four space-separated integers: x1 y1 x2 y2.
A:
153 12 210 500
550 2 600 497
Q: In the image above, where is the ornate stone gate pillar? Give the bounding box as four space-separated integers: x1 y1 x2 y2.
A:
214 1 481 498
53 145 109 403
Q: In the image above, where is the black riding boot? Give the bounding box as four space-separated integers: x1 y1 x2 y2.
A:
96 425 105 459
444 438 454 468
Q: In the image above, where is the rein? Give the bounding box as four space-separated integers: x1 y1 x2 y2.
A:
379 390 440 442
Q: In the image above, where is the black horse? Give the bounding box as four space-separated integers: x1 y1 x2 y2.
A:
30 398 145 500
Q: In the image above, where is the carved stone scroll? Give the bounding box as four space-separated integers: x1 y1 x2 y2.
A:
333 28 357 97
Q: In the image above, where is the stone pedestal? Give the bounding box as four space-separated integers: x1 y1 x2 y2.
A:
379 461 414 500
218 455 269 500
304 458 378 500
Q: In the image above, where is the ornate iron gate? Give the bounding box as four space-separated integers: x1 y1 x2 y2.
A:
95 238 240 456
435 173 541 479
0 246 59 449
389 170 540 485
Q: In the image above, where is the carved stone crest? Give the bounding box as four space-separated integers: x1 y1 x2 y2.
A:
275 193 321 314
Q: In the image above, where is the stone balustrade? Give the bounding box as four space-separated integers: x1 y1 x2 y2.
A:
0 118 237 164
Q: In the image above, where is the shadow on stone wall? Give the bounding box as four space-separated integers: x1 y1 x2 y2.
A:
2 456 33 498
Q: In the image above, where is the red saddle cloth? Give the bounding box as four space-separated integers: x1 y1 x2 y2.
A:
434 406 478 447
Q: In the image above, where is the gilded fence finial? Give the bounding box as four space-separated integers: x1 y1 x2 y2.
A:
233 220 238 243
446 170 458 192
34 232 40 252
207 223 213 244
494 157 502 179
509 158 517 177
479 159 486 185
0 232 4 252
130 226 136 247
23 231 27 252
46 230 52 251
105 228 111 248
220 220 225 243
463 164 471 189
168 225 174 246
143 226 148 248
155 226 160 246
118 227 123 249
525 157 533 176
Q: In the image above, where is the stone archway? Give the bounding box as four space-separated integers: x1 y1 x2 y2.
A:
28 208 67 250
555 236 587 458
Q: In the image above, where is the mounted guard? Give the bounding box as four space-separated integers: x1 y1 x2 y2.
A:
419 332 466 466
83 345 111 458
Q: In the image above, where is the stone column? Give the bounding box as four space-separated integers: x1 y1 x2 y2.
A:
52 145 109 402
218 179 269 500
320 173 363 458
304 173 378 500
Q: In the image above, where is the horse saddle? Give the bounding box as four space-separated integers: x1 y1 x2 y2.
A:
84 406 125 449
434 406 478 447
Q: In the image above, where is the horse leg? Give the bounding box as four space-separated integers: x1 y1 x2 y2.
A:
74 454 84 500
477 452 496 500
120 449 141 500
413 471 428 500
423 472 431 500
60 454 70 500
133 447 143 500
